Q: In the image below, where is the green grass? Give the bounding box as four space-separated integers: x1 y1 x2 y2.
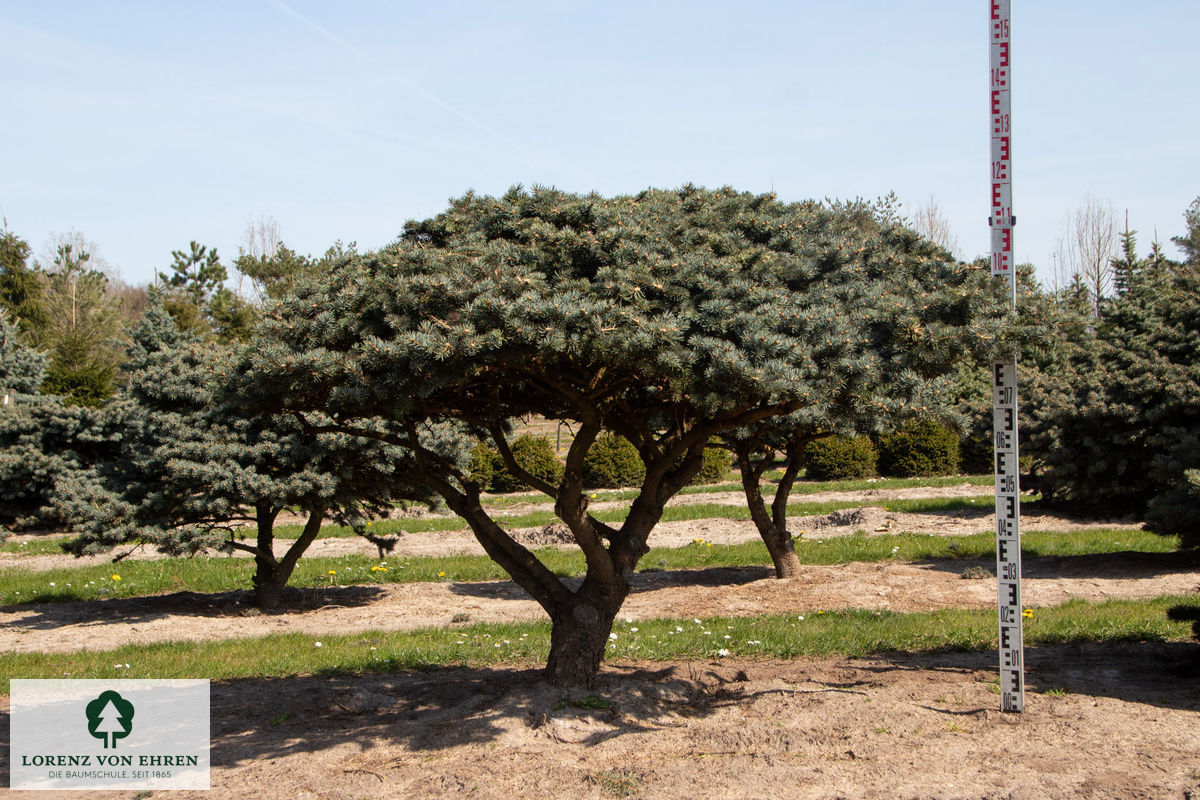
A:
2 595 1196 690
0 537 71 555
0 527 1178 606
290 494 1014 541
0 476 1004 554
2 491 1006 556
472 474 994 509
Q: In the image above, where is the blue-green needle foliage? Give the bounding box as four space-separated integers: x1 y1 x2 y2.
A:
713 196 1019 578
1026 200 1200 548
55 303 456 609
237 185 1012 685
1 312 122 535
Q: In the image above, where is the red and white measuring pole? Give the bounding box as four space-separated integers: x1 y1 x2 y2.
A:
989 0 1024 713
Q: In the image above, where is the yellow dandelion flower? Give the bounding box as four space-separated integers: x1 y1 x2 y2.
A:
111 575 122 581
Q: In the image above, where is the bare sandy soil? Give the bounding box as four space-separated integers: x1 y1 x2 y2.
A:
3 486 1199 799
2 646 1199 800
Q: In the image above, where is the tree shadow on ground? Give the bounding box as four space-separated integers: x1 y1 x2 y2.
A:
849 640 1200 713
119 663 734 768
3 585 388 631
914 548 1200 580
632 565 773 590
447 565 774 603
3 641 1194 785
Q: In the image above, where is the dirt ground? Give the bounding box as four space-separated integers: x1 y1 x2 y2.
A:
3 486 1199 799
3 646 1199 800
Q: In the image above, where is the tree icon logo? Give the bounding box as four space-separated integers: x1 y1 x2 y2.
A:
85 690 135 748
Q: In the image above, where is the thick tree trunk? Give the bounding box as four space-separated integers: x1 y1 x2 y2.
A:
251 504 324 610
543 579 626 688
433 420 672 688
253 572 288 610
760 525 802 578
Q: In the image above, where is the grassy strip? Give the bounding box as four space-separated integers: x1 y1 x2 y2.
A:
291 494 1014 540
1 527 1178 606
0 537 71 556
0 476 999 555
480 474 995 508
2 595 1196 690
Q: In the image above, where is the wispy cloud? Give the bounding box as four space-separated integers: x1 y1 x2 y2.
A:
268 0 527 154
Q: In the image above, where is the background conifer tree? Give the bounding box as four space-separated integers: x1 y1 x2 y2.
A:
157 242 256 343
0 227 49 341
35 243 123 406
1027 197 1200 542
0 311 120 532
720 208 1019 577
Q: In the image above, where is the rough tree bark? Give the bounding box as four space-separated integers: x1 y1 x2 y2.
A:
236 503 325 610
735 440 806 579
435 420 701 688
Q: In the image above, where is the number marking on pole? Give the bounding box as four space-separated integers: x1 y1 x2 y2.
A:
989 0 1023 714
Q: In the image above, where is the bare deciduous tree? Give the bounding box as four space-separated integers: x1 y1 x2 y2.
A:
911 194 960 257
1059 194 1118 316
38 231 112 279
237 215 282 300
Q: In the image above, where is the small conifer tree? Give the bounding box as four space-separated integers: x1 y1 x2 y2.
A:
803 436 878 481
60 303 447 609
487 435 564 493
1 312 123 534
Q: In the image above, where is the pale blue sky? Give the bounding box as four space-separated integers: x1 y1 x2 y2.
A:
2 1 1196 287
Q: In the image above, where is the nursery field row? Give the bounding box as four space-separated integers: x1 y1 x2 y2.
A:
0 527 1172 607
2 595 1197 690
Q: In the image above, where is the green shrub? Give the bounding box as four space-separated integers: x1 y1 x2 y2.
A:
467 442 503 490
1147 468 1200 549
583 433 645 489
489 435 564 493
876 419 961 478
957 411 996 475
803 436 878 480
688 443 732 485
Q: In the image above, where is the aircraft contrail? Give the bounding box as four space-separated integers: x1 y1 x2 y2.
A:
269 0 527 153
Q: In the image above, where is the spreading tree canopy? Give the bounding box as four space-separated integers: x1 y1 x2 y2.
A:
716 205 1019 577
237 186 1011 685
